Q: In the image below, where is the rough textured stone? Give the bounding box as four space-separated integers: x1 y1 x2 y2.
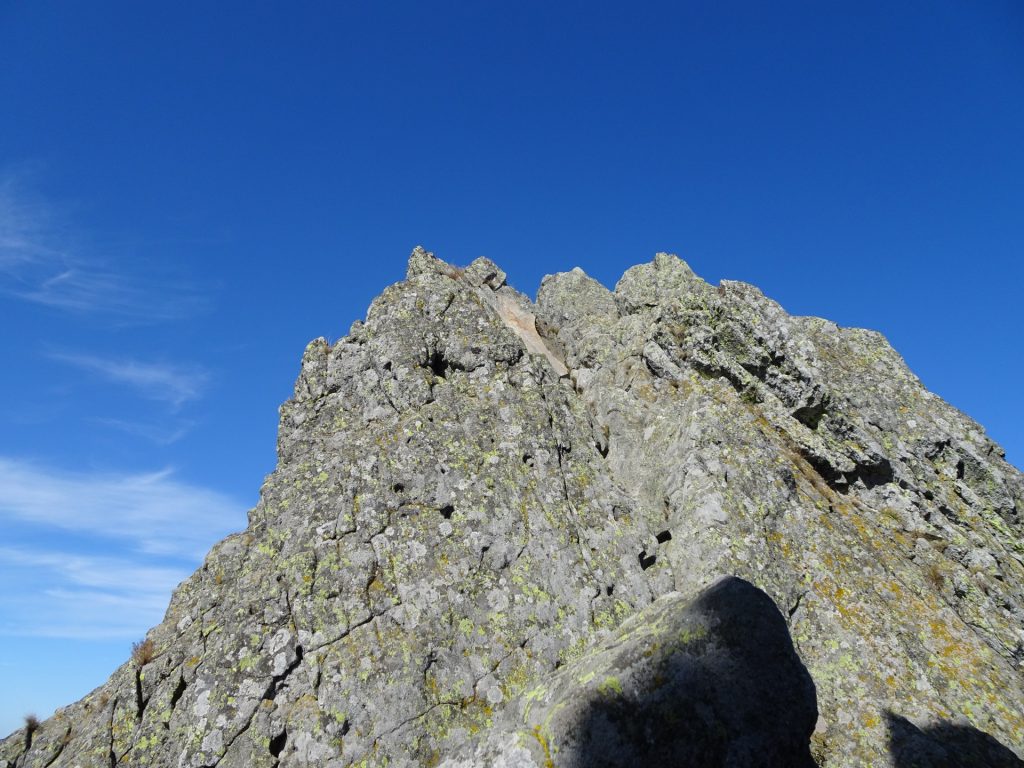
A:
3 248 1022 767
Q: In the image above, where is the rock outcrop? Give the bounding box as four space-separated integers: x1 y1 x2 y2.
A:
3 248 1022 767
442 576 820 768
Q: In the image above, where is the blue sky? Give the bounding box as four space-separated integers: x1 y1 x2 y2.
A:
1 1 1022 736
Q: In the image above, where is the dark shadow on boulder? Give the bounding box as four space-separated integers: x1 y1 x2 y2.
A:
886 712 1023 767
564 577 818 767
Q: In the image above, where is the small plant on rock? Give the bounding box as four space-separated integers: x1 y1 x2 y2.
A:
23 714 39 749
132 638 156 667
926 562 946 590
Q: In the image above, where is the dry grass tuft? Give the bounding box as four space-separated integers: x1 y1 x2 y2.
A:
132 637 156 667
926 562 946 590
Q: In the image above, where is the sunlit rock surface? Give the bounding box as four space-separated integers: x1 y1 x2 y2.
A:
3 248 1022 767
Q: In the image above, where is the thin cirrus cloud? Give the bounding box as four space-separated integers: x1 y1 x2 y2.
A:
0 457 245 559
92 417 196 445
48 351 209 408
0 548 192 639
0 173 62 267
0 457 247 639
0 172 207 321
18 268 207 321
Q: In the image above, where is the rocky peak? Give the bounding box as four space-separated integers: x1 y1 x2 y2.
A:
3 248 1022 767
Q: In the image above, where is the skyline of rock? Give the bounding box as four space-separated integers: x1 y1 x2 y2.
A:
3 248 1021 767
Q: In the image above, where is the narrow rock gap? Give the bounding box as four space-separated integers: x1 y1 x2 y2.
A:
268 729 287 758
425 350 456 379
107 696 118 768
263 646 304 703
787 591 806 623
134 669 145 720
169 675 187 713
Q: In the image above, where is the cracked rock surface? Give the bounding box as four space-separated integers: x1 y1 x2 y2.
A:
3 248 1022 767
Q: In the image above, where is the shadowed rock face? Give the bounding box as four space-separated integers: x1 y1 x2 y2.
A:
887 713 1024 768
2 249 1023 767
443 576 819 768
569 578 818 768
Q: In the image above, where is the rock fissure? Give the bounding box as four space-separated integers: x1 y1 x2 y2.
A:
39 726 70 768
106 696 117 768
207 709 256 768
134 669 145 720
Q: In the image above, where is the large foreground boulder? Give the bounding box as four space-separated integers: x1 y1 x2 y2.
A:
443 576 819 767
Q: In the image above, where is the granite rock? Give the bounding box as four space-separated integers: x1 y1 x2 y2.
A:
3 248 1022 767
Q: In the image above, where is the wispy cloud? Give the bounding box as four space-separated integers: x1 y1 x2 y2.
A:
0 458 244 559
0 548 192 639
0 174 64 268
92 417 195 445
0 458 247 639
0 171 208 321
48 352 208 408
0 548 188 594
19 268 207 320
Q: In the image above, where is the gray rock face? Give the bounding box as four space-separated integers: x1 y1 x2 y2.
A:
3 248 1023 767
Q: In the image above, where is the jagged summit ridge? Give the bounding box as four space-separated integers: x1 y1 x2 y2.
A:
3 249 1022 767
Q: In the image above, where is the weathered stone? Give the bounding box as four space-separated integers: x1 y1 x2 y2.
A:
3 249 1022 767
